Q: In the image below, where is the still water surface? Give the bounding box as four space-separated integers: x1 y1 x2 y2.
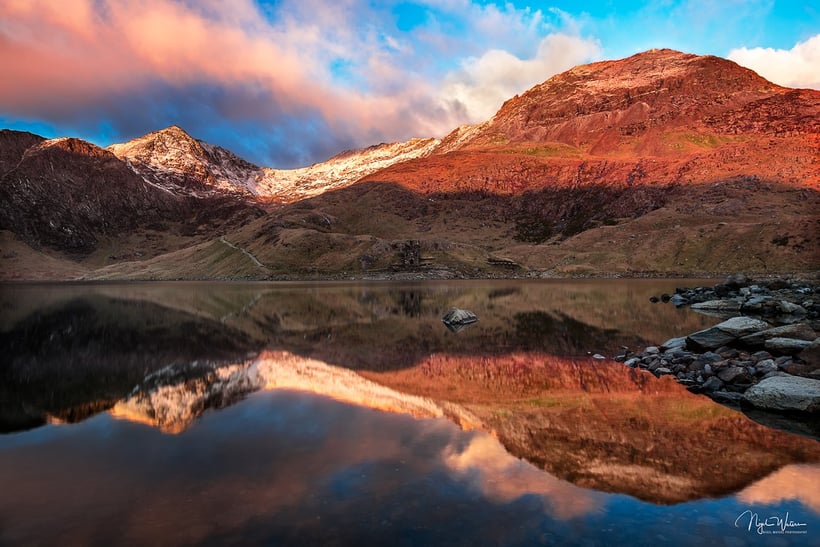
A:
1 280 818 546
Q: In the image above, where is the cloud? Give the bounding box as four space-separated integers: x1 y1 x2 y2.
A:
728 34 820 90
0 0 599 166
439 33 601 123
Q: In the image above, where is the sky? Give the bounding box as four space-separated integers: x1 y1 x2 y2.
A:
1 0 818 168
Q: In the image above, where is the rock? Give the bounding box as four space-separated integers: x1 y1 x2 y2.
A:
722 273 749 289
686 317 771 351
645 346 660 354
711 391 744 405
717 366 750 384
778 301 807 315
691 299 743 311
670 294 688 307
592 354 606 360
742 376 820 413
751 350 773 361
701 376 724 393
755 359 778 375
655 367 673 375
442 308 478 332
702 351 724 362
741 296 774 313
661 337 687 351
624 357 641 368
799 338 820 368
738 323 817 347
764 337 813 354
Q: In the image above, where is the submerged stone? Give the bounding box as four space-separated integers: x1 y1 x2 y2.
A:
442 308 478 332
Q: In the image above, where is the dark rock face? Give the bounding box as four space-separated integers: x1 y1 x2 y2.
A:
0 136 183 254
0 131 264 257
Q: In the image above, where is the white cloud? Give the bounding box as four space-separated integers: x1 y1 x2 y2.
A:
438 33 601 123
728 34 820 90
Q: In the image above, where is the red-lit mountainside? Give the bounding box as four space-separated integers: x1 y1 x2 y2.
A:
1 49 817 280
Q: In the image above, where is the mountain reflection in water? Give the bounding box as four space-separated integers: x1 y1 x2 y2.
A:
1 281 819 546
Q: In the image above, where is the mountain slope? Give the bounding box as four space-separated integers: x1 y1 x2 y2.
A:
109 126 441 202
364 49 819 193
2 48 818 280
107 125 262 195
0 135 183 254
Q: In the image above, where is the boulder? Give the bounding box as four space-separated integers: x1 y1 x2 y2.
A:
798 338 820 368
717 366 750 384
442 308 478 332
701 376 724 393
755 359 778 375
722 273 749 289
670 294 688 307
686 317 770 351
691 299 743 311
738 323 817 347
742 376 820 413
660 337 687 351
765 337 813 354
778 301 807 315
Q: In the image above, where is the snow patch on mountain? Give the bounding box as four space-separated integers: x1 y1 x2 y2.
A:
257 137 440 202
110 127 441 202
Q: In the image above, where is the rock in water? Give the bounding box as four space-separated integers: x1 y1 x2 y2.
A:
442 308 478 332
742 376 820 413
686 317 770 351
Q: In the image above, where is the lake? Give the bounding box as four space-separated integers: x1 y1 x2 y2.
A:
1 280 818 546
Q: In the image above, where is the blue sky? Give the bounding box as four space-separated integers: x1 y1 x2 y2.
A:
1 0 818 167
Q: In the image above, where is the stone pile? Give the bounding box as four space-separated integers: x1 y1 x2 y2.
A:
618 275 820 414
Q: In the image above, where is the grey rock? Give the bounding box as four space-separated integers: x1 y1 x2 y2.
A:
592 354 606 360
755 359 778 375
778 301 807 315
723 273 749 289
751 350 773 361
645 346 660 354
742 376 820 413
798 338 820 368
442 308 478 332
670 294 688 307
711 391 744 405
691 299 743 311
765 337 813 354
717 366 749 384
702 352 724 362
655 367 673 375
742 296 774 312
686 317 771 351
624 357 641 368
661 336 686 351
701 376 724 393
739 323 817 347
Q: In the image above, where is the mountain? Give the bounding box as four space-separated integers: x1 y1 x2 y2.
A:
1 49 818 280
363 48 819 193
108 126 440 202
0 130 264 277
107 125 262 195
0 134 182 254
257 138 440 202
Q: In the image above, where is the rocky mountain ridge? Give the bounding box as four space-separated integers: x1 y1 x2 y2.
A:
1 48 818 280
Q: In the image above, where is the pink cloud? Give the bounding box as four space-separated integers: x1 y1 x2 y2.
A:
0 0 600 163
